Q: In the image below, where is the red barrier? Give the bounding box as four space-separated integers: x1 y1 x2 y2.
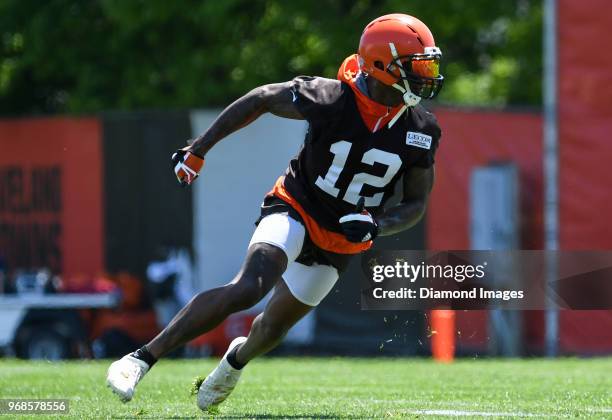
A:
428 108 543 251
557 0 612 352
0 118 104 281
426 108 543 352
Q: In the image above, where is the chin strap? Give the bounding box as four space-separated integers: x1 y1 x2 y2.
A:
387 42 421 128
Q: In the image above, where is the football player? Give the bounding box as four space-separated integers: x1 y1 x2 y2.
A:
107 13 443 410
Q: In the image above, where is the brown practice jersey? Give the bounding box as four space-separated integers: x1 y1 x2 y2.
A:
282 75 441 235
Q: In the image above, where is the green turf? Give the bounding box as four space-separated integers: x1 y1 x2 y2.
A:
0 357 610 419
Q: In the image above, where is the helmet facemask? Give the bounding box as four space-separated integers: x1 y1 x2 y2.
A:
389 53 443 99
386 44 444 127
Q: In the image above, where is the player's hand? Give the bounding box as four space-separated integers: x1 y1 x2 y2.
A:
172 147 205 186
339 197 378 243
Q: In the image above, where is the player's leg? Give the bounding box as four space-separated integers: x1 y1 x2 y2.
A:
106 243 289 402
234 279 311 363
145 242 287 359
106 212 305 402
236 261 339 363
197 260 339 410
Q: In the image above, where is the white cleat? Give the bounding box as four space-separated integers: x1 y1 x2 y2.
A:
106 354 150 402
197 336 248 411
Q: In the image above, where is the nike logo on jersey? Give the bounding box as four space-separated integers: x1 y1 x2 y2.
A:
406 132 432 150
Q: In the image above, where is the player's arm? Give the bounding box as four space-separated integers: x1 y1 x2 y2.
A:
339 165 434 243
188 82 304 157
376 165 435 236
171 81 303 185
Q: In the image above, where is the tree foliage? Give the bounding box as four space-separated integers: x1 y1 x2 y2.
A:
0 0 542 115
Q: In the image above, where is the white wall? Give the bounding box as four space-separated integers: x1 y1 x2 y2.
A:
190 111 306 292
190 111 316 345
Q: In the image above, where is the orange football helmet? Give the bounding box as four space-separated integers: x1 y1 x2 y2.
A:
358 13 443 109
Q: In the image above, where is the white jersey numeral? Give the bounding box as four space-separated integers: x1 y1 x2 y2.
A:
315 140 352 198
344 148 402 206
315 140 402 207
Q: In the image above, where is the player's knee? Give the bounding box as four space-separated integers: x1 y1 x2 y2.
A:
223 277 267 312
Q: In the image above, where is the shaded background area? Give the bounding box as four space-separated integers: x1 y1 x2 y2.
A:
0 0 541 114
103 112 193 277
1 0 612 359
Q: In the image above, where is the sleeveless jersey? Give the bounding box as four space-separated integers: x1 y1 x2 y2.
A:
282 76 441 236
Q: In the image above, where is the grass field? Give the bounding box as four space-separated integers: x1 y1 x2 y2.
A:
0 357 610 419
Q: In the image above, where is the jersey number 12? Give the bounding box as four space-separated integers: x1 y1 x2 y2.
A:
315 140 402 207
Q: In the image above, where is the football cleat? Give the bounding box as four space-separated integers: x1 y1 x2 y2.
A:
197 336 248 411
106 354 150 402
